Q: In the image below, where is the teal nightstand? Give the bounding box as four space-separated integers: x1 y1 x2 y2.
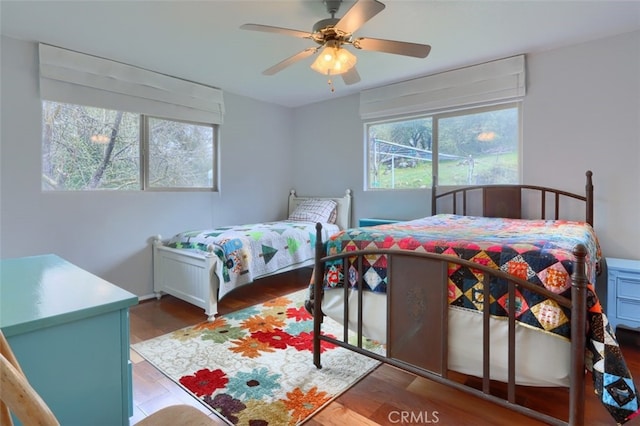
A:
606 257 640 333
359 218 400 227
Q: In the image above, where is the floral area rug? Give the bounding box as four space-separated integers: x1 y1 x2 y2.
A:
131 289 382 425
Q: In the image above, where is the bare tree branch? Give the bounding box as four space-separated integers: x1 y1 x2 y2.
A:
88 111 123 189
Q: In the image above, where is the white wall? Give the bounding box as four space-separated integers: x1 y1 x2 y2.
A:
0 36 295 297
292 30 640 260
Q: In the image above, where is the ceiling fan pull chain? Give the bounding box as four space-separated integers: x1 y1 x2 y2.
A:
326 69 335 92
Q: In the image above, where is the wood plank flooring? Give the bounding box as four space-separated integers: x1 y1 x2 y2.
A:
129 268 640 425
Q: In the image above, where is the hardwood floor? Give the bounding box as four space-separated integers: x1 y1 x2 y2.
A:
129 269 640 425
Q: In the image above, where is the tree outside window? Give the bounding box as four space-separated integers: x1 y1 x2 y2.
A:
42 101 216 191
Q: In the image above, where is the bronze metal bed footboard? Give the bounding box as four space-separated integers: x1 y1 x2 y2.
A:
311 237 589 425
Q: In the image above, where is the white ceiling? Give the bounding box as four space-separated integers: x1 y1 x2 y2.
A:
2 0 640 108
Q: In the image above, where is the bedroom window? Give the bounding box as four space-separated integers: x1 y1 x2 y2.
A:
38 44 223 191
145 116 215 190
41 101 217 191
365 102 521 190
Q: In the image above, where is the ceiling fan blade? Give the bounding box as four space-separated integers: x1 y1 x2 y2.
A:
354 37 431 58
240 23 312 39
334 0 386 34
341 67 361 85
262 48 318 76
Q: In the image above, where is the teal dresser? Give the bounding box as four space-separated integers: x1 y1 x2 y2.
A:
0 254 138 426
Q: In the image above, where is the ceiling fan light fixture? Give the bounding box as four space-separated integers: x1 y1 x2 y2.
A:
241 0 429 85
310 45 357 76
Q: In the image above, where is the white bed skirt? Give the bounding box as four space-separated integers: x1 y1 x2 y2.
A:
321 289 571 387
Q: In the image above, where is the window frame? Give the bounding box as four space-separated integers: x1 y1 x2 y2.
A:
141 115 218 192
41 100 219 192
364 101 522 191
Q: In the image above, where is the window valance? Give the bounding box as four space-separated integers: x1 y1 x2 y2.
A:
359 55 525 120
39 44 224 124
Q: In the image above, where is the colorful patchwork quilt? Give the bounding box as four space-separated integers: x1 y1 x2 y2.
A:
167 221 340 299
318 214 639 424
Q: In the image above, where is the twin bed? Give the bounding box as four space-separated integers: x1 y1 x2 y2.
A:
152 189 352 319
308 171 639 425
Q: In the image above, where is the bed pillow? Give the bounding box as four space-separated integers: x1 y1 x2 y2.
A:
328 207 338 224
288 199 338 224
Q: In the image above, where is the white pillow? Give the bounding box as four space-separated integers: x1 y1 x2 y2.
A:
289 199 338 224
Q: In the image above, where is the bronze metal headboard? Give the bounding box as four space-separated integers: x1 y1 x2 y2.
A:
431 171 594 226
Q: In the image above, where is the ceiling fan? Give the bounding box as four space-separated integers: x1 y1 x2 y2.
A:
240 0 431 87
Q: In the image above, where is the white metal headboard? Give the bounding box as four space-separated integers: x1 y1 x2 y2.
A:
288 189 352 230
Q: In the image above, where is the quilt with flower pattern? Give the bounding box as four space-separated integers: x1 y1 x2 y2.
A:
318 214 639 424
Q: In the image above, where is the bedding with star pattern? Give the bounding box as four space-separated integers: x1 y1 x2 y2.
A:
167 221 339 300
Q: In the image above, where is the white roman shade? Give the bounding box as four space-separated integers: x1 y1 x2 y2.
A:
39 44 224 124
360 55 525 120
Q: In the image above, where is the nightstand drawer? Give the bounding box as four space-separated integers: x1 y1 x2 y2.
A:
617 298 640 323
617 275 640 299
